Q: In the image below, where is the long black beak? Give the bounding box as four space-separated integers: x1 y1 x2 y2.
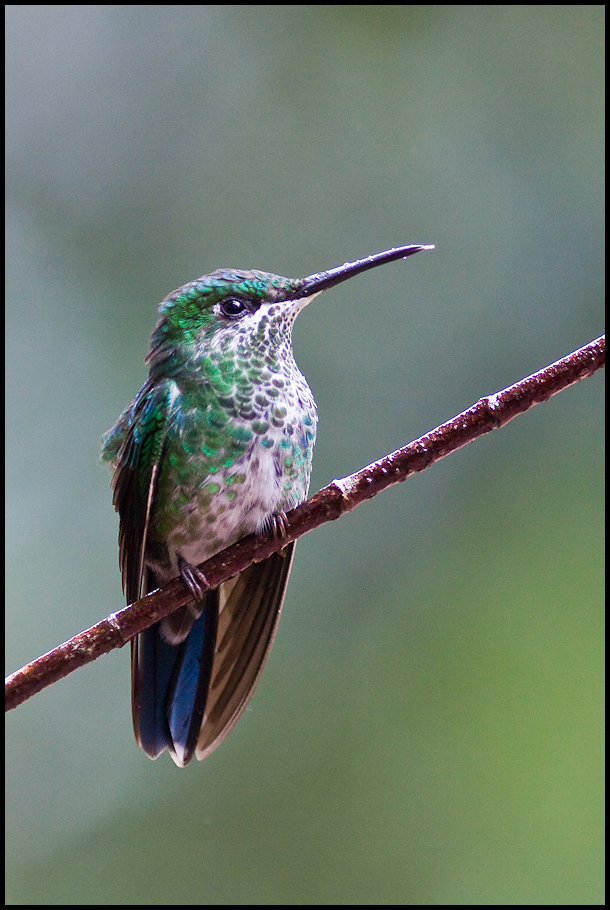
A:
290 243 434 299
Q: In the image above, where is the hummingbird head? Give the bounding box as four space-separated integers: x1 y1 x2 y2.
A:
147 268 307 377
147 244 434 377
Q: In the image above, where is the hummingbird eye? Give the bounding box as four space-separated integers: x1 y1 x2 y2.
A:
219 297 249 319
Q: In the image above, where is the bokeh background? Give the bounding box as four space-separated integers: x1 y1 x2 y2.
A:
6 6 604 904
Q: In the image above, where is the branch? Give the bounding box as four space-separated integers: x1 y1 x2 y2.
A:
5 335 604 712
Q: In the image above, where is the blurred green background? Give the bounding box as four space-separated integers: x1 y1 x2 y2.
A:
6 6 604 904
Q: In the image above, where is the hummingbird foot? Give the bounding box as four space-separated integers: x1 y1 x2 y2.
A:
267 511 290 542
177 553 210 602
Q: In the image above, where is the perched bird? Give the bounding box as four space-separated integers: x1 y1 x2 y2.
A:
102 243 433 765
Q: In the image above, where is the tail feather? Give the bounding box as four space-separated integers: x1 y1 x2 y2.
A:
131 589 218 764
131 544 295 765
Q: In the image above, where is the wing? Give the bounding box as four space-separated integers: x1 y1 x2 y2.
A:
194 541 296 762
104 377 214 762
107 378 173 604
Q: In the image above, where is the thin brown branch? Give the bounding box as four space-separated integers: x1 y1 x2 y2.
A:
5 334 604 712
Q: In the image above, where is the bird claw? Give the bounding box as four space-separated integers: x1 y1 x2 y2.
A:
177 554 210 601
268 511 290 541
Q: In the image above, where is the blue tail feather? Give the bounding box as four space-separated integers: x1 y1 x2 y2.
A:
132 592 218 765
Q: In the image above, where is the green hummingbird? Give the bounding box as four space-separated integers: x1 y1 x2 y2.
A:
102 243 433 766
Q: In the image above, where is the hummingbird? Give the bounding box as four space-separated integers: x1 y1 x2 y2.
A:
102 243 433 766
